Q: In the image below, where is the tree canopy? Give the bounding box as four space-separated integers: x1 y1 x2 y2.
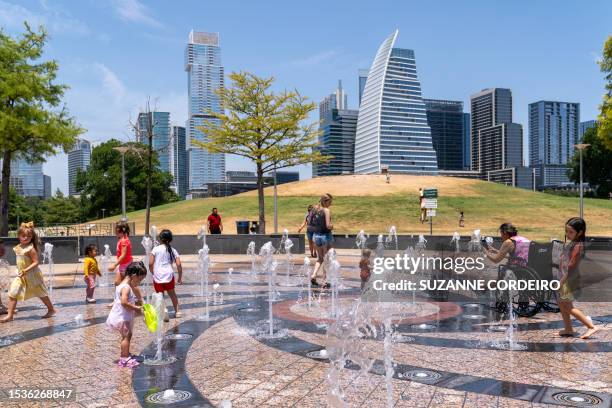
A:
76 139 177 219
598 36 612 148
568 125 612 198
0 23 83 235
195 71 329 232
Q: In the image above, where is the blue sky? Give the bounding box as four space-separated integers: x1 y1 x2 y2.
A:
1 0 610 194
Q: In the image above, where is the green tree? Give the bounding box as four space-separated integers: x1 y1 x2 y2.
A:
568 125 612 198
0 188 32 231
598 36 612 148
42 189 81 225
195 72 329 233
0 24 83 235
76 139 177 220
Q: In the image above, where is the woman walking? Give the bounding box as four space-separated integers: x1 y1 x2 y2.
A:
310 194 334 288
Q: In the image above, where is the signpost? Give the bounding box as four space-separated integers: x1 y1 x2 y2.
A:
422 188 438 235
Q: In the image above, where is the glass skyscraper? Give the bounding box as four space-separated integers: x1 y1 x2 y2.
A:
315 82 358 176
67 138 91 196
579 119 596 139
423 99 465 171
354 30 438 175
463 112 471 169
185 30 225 192
529 101 580 188
5 159 51 199
170 126 189 199
358 69 369 106
136 111 171 174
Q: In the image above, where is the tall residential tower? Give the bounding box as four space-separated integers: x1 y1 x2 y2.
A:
185 31 225 193
529 101 580 188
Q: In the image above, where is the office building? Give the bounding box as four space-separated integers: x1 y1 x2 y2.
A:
579 120 597 139
423 99 465 171
269 171 300 184
463 112 471 169
358 69 369 106
315 82 358 177
4 159 51 199
170 126 189 198
354 30 438 175
529 101 580 188
136 111 171 174
185 30 226 193
67 138 91 196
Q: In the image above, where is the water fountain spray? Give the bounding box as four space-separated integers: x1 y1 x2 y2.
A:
151 292 165 362
302 257 312 308
415 234 427 255
279 238 297 287
451 232 461 253
386 226 398 251
326 249 341 319
246 241 257 275
141 234 153 303
375 234 385 258
468 229 481 252
197 225 207 249
100 244 112 290
42 243 54 296
196 245 212 321
259 242 277 336
356 230 367 250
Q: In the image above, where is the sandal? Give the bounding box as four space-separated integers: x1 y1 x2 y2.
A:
118 357 140 368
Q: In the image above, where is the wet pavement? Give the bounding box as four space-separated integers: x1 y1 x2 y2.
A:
0 252 610 407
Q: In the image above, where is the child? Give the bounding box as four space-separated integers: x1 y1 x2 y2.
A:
84 244 101 303
106 261 146 368
0 222 56 322
359 249 372 291
108 222 138 307
459 211 465 228
150 229 183 321
557 217 600 339
110 222 133 283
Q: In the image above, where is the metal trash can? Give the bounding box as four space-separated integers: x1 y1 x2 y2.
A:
236 220 250 234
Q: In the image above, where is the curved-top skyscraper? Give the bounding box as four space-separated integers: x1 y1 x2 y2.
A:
354 30 438 174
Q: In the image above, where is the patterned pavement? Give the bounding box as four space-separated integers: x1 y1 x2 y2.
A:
0 252 610 407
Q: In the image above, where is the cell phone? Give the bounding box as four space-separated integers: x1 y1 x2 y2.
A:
480 238 490 249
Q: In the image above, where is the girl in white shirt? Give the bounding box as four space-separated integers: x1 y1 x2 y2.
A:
149 229 183 318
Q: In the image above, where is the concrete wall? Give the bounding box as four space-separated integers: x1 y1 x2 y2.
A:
0 237 79 264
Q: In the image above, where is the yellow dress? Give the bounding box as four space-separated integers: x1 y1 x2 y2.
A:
8 244 48 301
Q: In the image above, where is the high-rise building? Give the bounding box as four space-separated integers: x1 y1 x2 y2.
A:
315 81 358 177
354 30 438 175
170 126 189 198
319 80 348 118
136 111 171 174
358 69 369 106
463 113 471 170
579 120 597 139
529 101 580 188
469 88 530 188
423 99 464 171
470 88 513 172
4 159 51 199
67 138 91 196
185 30 225 193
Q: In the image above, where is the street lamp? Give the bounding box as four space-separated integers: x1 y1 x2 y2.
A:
273 166 278 234
575 143 591 220
113 145 144 222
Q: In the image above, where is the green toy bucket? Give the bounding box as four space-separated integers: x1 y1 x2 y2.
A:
142 303 158 333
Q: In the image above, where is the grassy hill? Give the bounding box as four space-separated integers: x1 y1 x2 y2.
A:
98 175 612 240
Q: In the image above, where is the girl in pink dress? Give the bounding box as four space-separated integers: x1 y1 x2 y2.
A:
106 261 146 368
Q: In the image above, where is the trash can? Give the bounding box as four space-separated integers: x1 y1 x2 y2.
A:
236 220 250 234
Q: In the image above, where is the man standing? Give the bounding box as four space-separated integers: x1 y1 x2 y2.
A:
207 208 223 234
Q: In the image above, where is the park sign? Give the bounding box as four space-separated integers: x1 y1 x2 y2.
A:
423 188 438 198
423 198 438 209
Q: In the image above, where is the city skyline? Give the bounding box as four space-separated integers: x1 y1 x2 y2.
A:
0 0 608 193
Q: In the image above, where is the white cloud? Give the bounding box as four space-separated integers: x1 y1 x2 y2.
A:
93 62 127 104
111 0 162 28
0 0 90 36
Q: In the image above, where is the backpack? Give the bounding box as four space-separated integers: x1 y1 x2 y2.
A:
308 208 326 233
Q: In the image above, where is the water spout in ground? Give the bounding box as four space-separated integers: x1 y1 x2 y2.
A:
356 230 367 250
42 243 54 296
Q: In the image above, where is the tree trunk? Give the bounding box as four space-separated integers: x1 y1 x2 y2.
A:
145 112 153 236
256 163 265 234
1 151 12 236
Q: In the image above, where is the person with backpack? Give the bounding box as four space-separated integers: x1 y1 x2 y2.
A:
483 223 530 268
297 204 316 258
310 194 334 288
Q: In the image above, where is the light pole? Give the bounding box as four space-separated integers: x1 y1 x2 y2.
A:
101 208 106 219
113 146 143 222
575 143 591 220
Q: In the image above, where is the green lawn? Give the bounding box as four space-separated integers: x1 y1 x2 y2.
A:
100 178 612 240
